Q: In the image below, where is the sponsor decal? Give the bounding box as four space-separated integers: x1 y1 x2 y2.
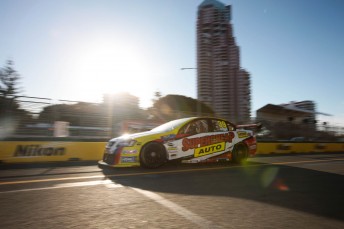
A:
121 156 137 163
237 131 249 138
182 132 234 151
276 144 291 151
13 145 65 157
194 142 225 158
161 134 176 141
167 147 178 152
122 149 138 155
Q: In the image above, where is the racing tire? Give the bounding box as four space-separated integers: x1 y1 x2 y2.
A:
232 144 248 164
140 142 167 169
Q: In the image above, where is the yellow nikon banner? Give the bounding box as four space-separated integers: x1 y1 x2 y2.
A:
257 142 344 155
0 141 106 163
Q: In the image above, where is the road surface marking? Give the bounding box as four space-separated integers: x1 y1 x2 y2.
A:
0 175 105 185
0 179 122 194
270 158 344 165
133 187 222 229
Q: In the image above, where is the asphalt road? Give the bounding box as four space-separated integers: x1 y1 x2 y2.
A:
0 153 344 229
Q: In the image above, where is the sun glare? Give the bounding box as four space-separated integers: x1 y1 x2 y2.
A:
72 41 153 105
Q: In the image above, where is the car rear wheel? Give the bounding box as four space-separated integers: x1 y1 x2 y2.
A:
140 142 167 168
232 144 248 164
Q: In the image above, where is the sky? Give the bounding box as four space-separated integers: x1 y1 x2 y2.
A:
0 0 344 126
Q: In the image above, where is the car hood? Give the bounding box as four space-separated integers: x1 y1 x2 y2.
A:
110 130 166 141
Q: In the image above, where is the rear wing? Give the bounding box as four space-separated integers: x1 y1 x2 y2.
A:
236 123 262 131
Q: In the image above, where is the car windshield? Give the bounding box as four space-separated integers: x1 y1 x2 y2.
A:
151 117 194 132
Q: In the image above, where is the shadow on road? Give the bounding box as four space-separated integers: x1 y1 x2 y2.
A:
101 161 344 222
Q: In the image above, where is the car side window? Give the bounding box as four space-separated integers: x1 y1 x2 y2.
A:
227 122 235 131
211 120 230 132
179 119 209 135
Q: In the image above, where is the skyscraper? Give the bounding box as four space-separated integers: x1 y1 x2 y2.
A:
197 0 251 123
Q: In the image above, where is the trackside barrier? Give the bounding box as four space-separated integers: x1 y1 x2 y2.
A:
0 141 106 163
0 141 343 164
256 142 344 155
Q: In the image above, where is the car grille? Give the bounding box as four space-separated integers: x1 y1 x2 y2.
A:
103 152 116 165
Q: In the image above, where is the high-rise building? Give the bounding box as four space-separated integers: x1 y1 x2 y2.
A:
197 0 251 123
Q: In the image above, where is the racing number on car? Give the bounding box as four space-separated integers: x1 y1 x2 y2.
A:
214 120 228 132
218 121 227 129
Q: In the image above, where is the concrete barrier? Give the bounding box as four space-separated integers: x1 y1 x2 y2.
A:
0 140 343 164
0 141 106 163
256 142 344 155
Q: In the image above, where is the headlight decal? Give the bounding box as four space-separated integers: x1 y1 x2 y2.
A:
118 139 137 147
121 149 138 155
106 140 116 148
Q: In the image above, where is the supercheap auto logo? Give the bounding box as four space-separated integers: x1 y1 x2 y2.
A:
194 142 225 157
182 132 234 151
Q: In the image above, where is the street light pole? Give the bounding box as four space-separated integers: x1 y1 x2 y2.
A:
180 67 197 70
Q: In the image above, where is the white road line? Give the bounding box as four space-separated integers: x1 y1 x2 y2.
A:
0 179 122 194
132 187 222 229
0 175 106 185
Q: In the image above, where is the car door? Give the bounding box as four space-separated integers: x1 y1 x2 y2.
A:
165 118 209 160
166 118 235 161
209 119 236 153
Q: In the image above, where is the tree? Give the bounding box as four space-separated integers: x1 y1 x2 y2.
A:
152 90 162 104
0 60 32 138
0 60 21 99
150 94 214 121
103 92 146 122
0 60 21 114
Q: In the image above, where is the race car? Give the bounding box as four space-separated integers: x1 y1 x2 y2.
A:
98 117 257 169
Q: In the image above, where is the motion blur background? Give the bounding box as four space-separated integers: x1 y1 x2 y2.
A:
1 0 343 141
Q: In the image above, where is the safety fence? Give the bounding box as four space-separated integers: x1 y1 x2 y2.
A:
1 96 214 139
1 96 343 141
1 96 113 138
255 119 344 142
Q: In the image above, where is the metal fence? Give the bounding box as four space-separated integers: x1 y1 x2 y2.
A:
0 96 208 139
1 96 343 141
0 97 110 139
255 119 344 142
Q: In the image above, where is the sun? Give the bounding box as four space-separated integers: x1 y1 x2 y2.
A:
71 40 153 105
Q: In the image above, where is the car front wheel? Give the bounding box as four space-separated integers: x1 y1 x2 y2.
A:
140 142 167 168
